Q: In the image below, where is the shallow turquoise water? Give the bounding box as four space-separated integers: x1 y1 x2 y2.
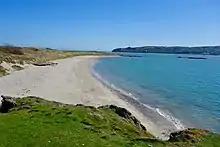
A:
93 53 220 133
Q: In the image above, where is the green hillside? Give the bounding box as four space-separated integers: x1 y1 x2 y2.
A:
0 96 219 147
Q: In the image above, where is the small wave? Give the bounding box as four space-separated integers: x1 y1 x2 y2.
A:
92 67 185 130
142 103 156 111
142 104 185 130
92 68 139 101
156 108 185 130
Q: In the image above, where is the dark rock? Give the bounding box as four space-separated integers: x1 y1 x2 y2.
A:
76 104 95 109
32 48 39 51
33 62 58 66
140 124 146 131
85 106 96 109
76 104 84 107
66 111 72 115
169 128 210 142
81 119 92 126
106 105 146 131
100 135 107 139
0 95 17 113
109 105 132 118
188 57 207 60
51 101 64 106
178 56 207 60
36 100 41 103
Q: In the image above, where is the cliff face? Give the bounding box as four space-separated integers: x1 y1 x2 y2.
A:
112 46 220 55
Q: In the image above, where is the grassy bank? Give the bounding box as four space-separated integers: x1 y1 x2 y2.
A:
0 46 113 64
0 97 219 147
0 45 114 76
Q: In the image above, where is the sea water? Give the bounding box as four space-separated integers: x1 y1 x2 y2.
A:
93 53 220 133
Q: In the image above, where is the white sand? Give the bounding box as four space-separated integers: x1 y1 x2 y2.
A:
0 56 169 139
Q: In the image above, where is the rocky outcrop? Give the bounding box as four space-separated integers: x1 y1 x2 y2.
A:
33 62 58 66
0 96 34 112
99 105 146 131
169 128 210 142
0 95 17 113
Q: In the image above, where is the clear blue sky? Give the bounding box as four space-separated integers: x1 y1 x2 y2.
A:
0 0 219 51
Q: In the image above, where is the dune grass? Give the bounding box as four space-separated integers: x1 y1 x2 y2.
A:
0 97 219 147
0 46 114 77
0 46 114 65
0 66 8 76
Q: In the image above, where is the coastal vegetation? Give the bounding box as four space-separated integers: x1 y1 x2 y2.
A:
0 45 113 76
0 65 8 76
112 46 220 55
0 96 219 147
0 45 113 64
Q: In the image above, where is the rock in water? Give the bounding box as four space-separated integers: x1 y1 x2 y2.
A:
0 95 17 113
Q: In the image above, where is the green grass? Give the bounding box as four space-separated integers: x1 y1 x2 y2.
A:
0 97 152 147
0 97 219 147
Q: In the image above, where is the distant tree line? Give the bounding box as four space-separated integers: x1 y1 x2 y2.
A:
112 46 220 55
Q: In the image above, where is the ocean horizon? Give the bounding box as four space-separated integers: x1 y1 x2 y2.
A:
93 53 220 133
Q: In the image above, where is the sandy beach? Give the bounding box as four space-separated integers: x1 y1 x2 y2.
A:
0 56 175 139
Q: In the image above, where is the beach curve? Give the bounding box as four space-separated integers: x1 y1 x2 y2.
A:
0 56 174 139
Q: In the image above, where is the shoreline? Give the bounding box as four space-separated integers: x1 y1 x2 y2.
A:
0 55 175 139
90 57 180 139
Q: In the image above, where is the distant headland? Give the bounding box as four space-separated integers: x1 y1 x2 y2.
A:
112 46 220 55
